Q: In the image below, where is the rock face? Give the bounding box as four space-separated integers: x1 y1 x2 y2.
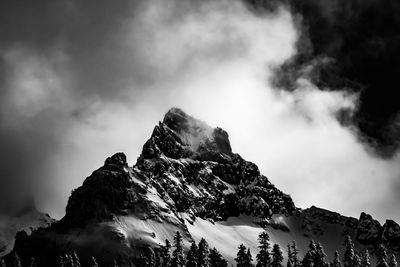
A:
62 152 145 227
356 212 382 245
8 108 400 266
136 108 296 221
382 220 400 251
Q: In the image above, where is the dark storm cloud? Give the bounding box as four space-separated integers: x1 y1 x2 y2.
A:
0 0 146 102
246 0 400 219
251 0 400 157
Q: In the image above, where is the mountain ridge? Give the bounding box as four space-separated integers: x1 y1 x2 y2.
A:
6 108 400 266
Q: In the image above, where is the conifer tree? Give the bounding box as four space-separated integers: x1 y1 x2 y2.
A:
376 244 388 267
389 255 397 267
314 243 327 267
236 244 251 267
89 256 98 267
344 235 355 267
71 251 81 267
302 240 317 267
256 232 271 267
272 244 284 267
0 258 6 267
287 244 293 267
64 254 74 267
247 248 254 267
331 251 342 267
186 242 198 267
161 239 172 267
171 232 185 267
59 256 65 267
209 247 228 267
197 238 210 267
291 241 300 267
353 255 361 267
113 259 120 267
361 250 370 267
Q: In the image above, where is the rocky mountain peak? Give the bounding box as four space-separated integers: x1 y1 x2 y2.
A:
139 108 232 163
104 152 128 167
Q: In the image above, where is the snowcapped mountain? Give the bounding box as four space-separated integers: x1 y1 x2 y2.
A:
8 108 400 266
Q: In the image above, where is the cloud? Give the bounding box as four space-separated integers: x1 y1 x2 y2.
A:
273 0 400 157
0 0 399 224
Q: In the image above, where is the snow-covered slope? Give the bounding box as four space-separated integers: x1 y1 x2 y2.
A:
9 108 400 267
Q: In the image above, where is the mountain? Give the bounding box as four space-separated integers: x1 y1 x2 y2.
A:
0 198 55 257
7 108 400 266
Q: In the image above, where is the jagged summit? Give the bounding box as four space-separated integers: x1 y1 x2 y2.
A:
139 108 232 163
104 152 128 167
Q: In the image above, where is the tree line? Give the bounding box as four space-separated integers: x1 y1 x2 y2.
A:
0 232 398 267
233 232 398 267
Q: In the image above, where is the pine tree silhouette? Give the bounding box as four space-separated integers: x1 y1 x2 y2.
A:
186 242 198 267
302 240 317 267
256 232 271 267
331 251 342 267
235 244 252 267
208 247 227 267
88 256 98 267
388 255 397 267
161 239 172 267
361 250 371 267
171 232 185 267
287 244 293 267
197 238 210 267
71 251 81 267
271 244 284 267
64 254 75 267
314 243 327 267
376 245 389 267
291 241 300 267
59 255 65 267
344 236 355 267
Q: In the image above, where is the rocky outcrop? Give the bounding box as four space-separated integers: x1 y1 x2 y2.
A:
61 152 147 227
382 220 400 251
355 212 382 245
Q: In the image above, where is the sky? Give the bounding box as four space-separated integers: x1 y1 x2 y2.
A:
0 0 399 223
